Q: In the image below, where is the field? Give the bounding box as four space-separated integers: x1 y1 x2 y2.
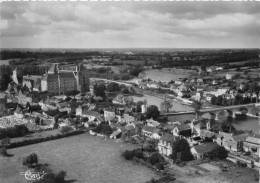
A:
0 134 159 183
113 60 157 65
142 68 197 83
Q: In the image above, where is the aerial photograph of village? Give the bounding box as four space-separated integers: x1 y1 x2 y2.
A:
0 1 259 183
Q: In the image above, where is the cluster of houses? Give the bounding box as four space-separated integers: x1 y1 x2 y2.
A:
132 72 260 107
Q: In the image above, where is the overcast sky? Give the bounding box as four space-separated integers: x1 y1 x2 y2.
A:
1 2 260 49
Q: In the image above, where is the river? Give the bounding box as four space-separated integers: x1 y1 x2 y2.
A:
132 94 259 134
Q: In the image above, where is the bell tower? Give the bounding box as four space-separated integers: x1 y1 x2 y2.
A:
12 68 19 84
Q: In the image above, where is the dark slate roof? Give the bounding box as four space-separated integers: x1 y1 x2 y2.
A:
200 130 215 138
82 110 100 117
14 105 24 114
161 133 180 143
142 125 159 134
43 73 76 81
59 72 76 79
193 142 219 154
176 124 191 131
125 124 135 131
232 133 250 142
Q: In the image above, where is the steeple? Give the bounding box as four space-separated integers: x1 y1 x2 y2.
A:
12 68 19 84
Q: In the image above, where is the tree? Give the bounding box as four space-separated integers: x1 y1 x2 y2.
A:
136 101 144 112
171 139 193 162
216 95 223 106
149 152 164 165
0 147 7 156
1 137 11 147
55 171 67 183
208 146 228 160
121 88 130 94
35 116 40 125
146 105 160 120
106 82 120 92
60 126 73 134
101 124 113 135
160 100 173 113
93 83 106 99
125 96 134 107
23 153 38 167
192 101 202 119
211 96 217 105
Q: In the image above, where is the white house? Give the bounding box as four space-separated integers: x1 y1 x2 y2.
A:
147 119 160 128
104 107 116 121
81 110 101 122
215 67 223 71
158 133 181 156
146 82 160 89
142 125 160 139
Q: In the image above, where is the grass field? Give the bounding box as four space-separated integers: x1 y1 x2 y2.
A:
0 134 159 183
143 68 197 83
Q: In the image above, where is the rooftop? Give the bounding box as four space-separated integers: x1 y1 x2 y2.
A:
193 142 219 154
161 133 180 143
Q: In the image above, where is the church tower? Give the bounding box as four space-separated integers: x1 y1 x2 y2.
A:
77 64 90 93
12 68 19 84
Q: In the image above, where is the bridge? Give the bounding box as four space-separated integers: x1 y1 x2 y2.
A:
162 103 260 120
90 78 133 87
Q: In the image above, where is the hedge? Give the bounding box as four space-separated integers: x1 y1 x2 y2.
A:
8 130 85 149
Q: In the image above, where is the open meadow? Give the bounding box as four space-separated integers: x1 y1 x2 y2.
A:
0 134 159 183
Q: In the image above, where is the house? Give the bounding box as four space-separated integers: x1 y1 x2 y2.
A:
81 110 100 122
223 133 250 152
243 136 260 158
142 125 160 139
147 119 160 128
191 142 219 159
215 131 233 147
110 130 122 139
206 68 213 73
112 95 126 105
123 113 135 123
215 67 223 71
146 82 160 89
205 94 214 102
172 124 191 137
104 107 116 121
197 78 203 83
226 74 233 80
14 105 24 119
200 129 216 141
158 133 180 156
209 88 229 96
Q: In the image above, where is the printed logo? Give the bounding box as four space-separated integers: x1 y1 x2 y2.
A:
20 170 46 181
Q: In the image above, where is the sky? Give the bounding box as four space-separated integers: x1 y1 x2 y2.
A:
1 2 260 49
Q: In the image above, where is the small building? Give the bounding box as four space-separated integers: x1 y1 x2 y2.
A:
191 142 219 159
243 136 260 158
223 133 250 152
81 110 100 122
112 95 126 105
158 133 180 156
142 125 160 139
14 105 24 119
104 107 116 121
172 124 191 137
110 130 122 139
147 119 160 128
200 129 216 141
215 131 233 147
